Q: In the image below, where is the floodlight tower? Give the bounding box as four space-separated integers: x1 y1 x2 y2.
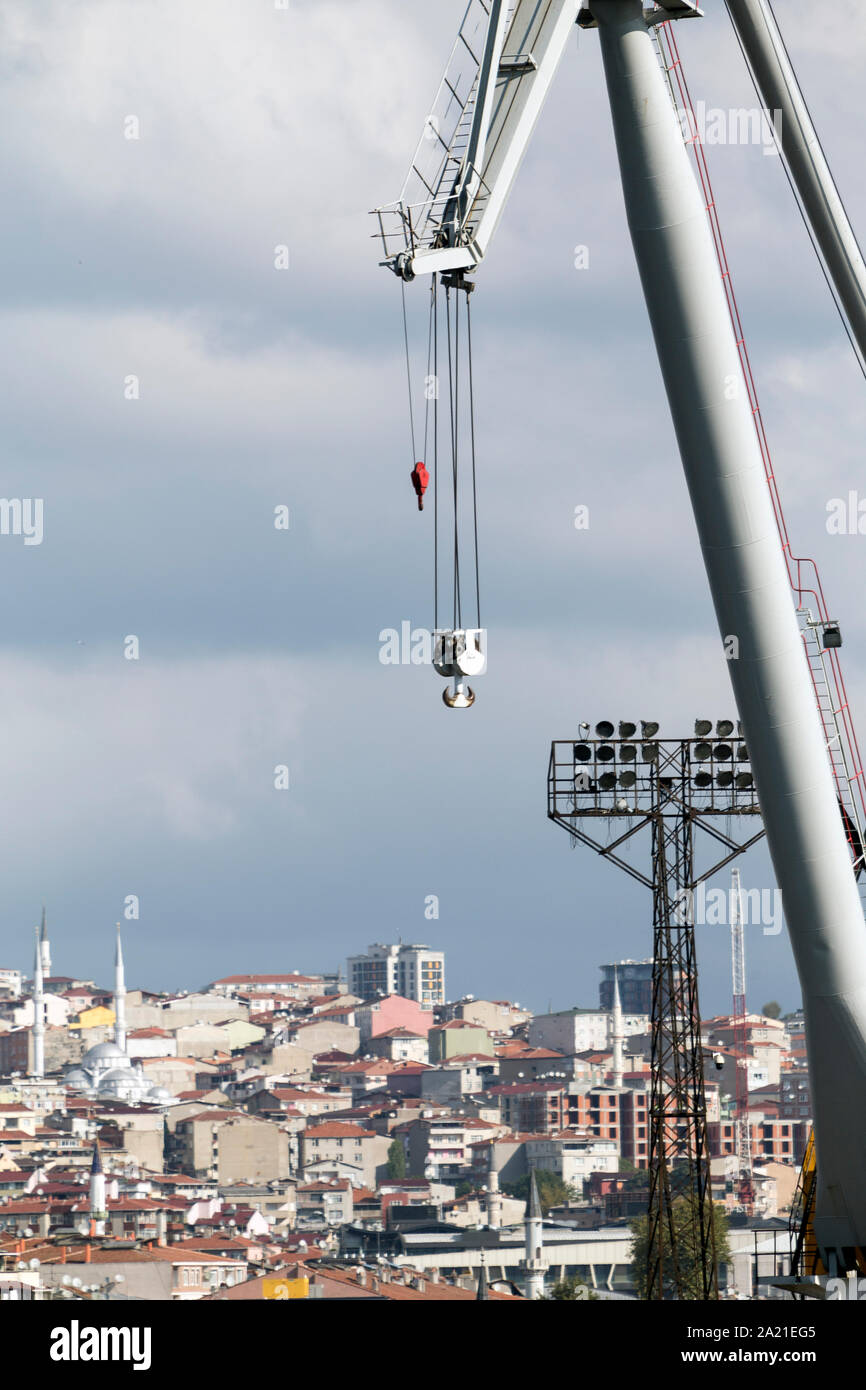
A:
730 868 754 1215
548 720 764 1300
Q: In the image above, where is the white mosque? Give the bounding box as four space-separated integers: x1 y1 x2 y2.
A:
58 925 172 1106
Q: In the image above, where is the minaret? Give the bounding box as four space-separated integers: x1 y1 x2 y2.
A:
476 1253 489 1301
89 1141 107 1236
31 925 45 1079
486 1157 503 1230
610 965 625 1090
522 1170 545 1300
114 923 127 1054
39 906 51 978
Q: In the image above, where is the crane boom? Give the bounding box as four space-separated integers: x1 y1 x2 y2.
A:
724 0 866 368
375 0 583 278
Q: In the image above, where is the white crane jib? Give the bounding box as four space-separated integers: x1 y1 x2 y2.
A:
376 0 584 278
376 0 866 1270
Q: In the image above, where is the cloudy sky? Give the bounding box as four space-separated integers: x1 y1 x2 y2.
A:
1 0 865 1016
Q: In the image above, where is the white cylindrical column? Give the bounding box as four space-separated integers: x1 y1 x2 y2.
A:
523 1170 546 1298
114 924 127 1054
591 0 866 1264
32 926 45 1080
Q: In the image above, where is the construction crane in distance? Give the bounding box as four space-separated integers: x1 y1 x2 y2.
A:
374 0 866 1281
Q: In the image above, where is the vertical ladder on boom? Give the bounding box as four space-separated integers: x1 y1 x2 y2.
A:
798 609 866 894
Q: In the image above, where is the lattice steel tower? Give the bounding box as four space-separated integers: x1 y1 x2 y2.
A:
548 720 764 1299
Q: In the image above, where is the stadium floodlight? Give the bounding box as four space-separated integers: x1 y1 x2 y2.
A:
599 772 617 789
574 743 592 762
735 772 754 789
694 742 712 762
641 721 660 737
596 720 614 738
716 719 735 737
716 770 734 788
597 744 615 762
620 744 637 762
694 772 713 788
642 743 659 762
619 721 637 738
737 744 749 761
714 743 733 761
620 770 637 788
695 719 712 736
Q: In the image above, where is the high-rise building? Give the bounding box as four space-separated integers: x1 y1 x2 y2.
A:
347 943 445 1005
599 959 654 1015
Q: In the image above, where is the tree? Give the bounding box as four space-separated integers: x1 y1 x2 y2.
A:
386 1138 406 1180
761 1000 782 1019
543 1275 598 1301
502 1170 578 1214
630 1195 730 1301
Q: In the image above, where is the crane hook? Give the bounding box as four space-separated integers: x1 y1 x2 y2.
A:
443 676 475 709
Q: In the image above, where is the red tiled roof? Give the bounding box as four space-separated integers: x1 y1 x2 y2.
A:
327 1060 396 1075
302 1122 376 1140
171 1235 259 1252
59 1246 240 1265
269 1089 336 1103
139 1056 198 1069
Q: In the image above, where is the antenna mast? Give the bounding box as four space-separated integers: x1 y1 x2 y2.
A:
730 869 754 1215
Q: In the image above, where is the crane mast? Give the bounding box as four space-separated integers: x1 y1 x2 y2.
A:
376 0 866 1275
591 0 866 1271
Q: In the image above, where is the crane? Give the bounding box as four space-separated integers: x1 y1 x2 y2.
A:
374 0 866 1280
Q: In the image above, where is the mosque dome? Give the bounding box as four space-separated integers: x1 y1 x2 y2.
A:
81 1040 126 1066
99 1068 151 1100
59 926 168 1106
63 1067 93 1091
